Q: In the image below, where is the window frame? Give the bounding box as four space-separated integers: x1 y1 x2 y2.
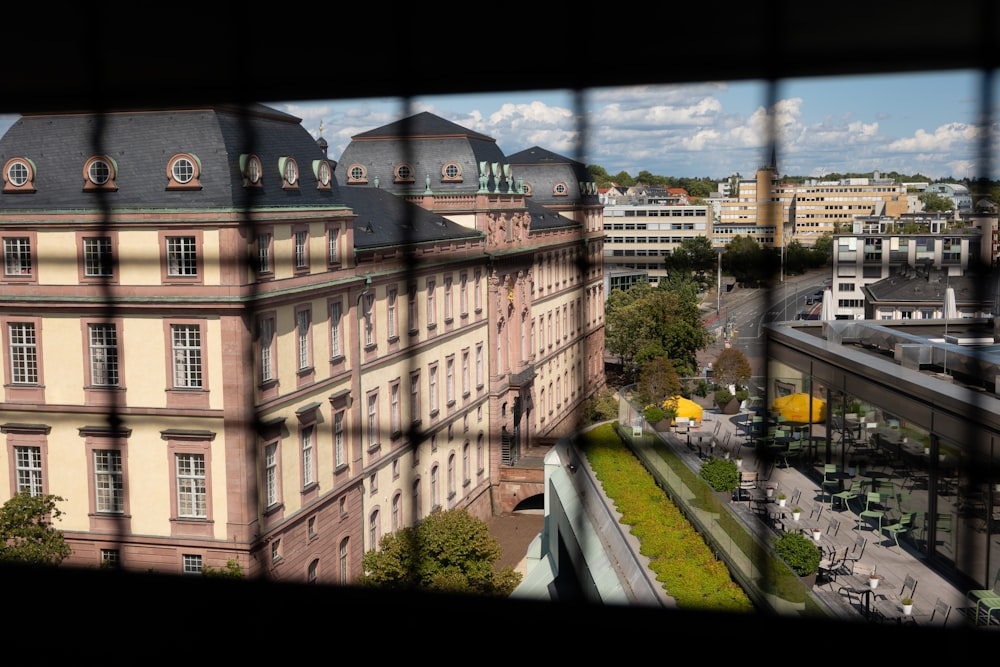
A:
165 153 203 190
2 157 36 193
164 320 209 409
160 231 202 284
165 430 214 538
78 233 118 283
3 233 36 283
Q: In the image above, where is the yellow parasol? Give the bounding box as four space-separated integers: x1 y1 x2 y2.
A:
665 395 703 423
772 393 826 423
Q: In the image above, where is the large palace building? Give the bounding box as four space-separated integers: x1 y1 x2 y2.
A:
0 106 604 582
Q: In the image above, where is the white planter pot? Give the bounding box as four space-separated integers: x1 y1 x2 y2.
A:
735 459 743 468
778 498 787 507
792 512 801 521
812 530 822 541
869 577 880 589
902 604 913 616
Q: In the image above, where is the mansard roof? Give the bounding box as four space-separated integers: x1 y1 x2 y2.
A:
0 104 344 211
341 186 482 249
506 145 599 206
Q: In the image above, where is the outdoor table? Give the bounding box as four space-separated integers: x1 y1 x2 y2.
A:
826 470 854 492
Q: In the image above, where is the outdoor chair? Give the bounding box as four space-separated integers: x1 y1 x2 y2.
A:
857 492 890 539
739 470 759 491
832 480 863 513
821 464 841 506
899 573 918 601
967 568 1000 625
883 511 917 552
929 597 952 626
841 533 867 576
789 488 802 508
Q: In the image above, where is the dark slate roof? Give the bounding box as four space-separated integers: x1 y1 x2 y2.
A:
337 111 507 196
0 104 345 211
864 268 992 306
505 146 598 206
340 186 482 250
524 198 579 232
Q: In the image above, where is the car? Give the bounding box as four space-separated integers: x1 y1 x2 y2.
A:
805 289 824 305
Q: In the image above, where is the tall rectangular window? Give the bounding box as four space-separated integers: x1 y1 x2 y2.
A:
390 381 400 434
410 372 420 424
327 228 340 265
474 269 482 311
259 317 274 382
429 364 438 413
460 272 468 315
446 356 455 404
294 230 309 269
334 411 345 468
264 443 278 507
476 343 483 388
301 426 315 487
363 293 375 347
83 236 113 277
176 453 206 517
88 323 119 386
95 449 124 513
367 393 379 448
4 237 31 276
15 446 42 496
8 322 38 384
444 275 453 321
297 309 311 371
462 349 470 396
257 233 272 274
166 236 198 277
408 284 418 332
171 324 202 388
330 301 342 358
426 280 436 327
387 288 398 338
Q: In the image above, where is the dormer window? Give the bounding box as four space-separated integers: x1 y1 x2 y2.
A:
166 154 203 190
83 156 118 191
3 157 36 193
393 163 414 183
441 162 462 182
280 157 299 190
241 154 262 188
314 160 332 190
553 182 568 196
347 164 367 184
523 182 533 197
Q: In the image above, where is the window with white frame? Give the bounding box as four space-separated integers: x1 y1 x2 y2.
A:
294 229 309 269
460 272 468 316
408 284 418 332
369 509 380 550
296 309 311 371
15 445 42 496
301 425 315 487
4 237 31 276
94 449 124 513
334 410 345 468
100 549 121 569
390 381 400 435
327 227 340 265
308 559 318 584
391 492 401 531
339 538 349 584
475 343 483 388
444 275 453 321
426 280 436 327
429 364 438 414
166 236 198 277
446 356 455 405
462 349 470 396
387 287 398 338
8 322 38 384
259 317 275 383
330 301 343 359
182 554 203 574
447 452 456 498
410 371 420 424
477 434 484 474
176 453 207 517
474 269 482 311
171 324 203 389
412 479 421 524
431 464 440 509
257 233 272 274
83 236 113 277
264 443 278 508
367 392 378 449
462 442 470 485
87 323 119 387
363 293 374 347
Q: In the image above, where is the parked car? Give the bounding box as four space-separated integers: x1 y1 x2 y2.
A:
805 290 824 305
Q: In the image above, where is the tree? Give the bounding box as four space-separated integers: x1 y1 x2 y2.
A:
0 492 71 565
713 347 752 390
359 508 522 596
919 192 953 212
636 356 681 408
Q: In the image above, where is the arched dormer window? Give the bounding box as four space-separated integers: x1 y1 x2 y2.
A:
393 163 414 183
279 157 299 190
3 157 36 193
83 155 118 192
441 162 462 182
347 164 367 184
241 154 263 188
553 182 568 197
166 154 203 190
314 160 332 191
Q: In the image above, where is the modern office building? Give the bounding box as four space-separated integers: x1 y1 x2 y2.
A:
0 106 604 581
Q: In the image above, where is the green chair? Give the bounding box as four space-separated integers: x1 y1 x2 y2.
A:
857 492 889 539
967 569 1000 625
821 464 841 506
782 440 804 469
831 480 863 513
883 511 916 551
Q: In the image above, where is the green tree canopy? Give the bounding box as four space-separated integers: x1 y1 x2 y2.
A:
712 347 752 389
636 356 682 407
919 192 953 212
0 492 71 566
359 508 522 596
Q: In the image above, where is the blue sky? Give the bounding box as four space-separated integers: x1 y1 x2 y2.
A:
1 70 991 182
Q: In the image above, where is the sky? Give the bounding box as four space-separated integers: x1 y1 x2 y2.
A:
0 70 992 182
